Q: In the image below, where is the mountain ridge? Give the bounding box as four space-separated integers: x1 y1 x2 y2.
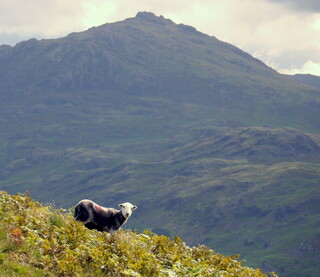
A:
0 12 308 92
1 12 319 134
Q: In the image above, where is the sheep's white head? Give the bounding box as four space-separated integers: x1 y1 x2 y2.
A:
119 202 137 218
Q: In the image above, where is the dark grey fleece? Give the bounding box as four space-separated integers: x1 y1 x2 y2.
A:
74 200 127 233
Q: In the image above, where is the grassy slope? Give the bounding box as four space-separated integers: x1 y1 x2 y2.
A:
292 74 320 89
0 191 274 276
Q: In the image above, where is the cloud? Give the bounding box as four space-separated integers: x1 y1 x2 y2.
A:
0 0 87 42
148 0 320 75
281 61 320 76
0 32 28 46
267 0 320 13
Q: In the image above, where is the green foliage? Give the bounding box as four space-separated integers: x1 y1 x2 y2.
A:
0 191 275 276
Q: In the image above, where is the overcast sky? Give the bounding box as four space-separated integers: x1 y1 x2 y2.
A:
1 0 319 76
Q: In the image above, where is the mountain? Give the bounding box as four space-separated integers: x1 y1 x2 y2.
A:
0 12 320 276
292 74 320 89
1 12 319 132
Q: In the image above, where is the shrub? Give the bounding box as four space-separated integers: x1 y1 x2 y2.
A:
0 191 276 276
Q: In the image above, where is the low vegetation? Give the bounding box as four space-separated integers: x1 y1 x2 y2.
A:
0 191 276 276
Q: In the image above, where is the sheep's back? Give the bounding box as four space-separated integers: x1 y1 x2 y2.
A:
93 207 118 226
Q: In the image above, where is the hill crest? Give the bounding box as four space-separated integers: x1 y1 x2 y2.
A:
0 11 284 94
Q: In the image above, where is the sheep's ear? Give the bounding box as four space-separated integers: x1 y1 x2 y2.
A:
118 204 124 208
132 205 137 210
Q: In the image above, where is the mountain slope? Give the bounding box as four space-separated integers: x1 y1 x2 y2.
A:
1 127 319 276
0 191 273 276
0 12 319 132
292 74 320 89
0 11 277 93
0 12 320 277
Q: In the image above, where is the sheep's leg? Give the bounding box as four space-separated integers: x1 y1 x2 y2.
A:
109 228 117 235
96 226 104 232
84 222 98 230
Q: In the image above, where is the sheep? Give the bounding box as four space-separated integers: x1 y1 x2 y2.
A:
74 199 137 234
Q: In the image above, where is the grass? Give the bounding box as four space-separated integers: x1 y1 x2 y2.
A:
0 191 275 277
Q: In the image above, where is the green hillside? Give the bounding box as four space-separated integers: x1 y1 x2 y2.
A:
292 74 320 89
1 126 320 276
0 12 320 276
0 191 275 276
0 13 319 132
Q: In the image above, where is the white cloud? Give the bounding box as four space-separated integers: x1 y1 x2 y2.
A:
0 0 87 40
148 0 320 75
281 61 320 76
82 0 121 28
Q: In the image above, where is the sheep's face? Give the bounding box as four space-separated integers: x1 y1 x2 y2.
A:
119 202 137 218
